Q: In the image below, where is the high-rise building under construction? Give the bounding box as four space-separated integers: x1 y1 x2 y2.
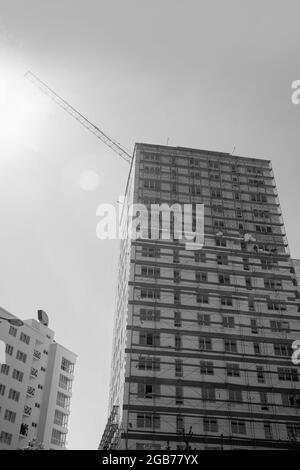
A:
99 143 300 450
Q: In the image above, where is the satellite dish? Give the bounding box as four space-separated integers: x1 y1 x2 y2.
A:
37 310 49 327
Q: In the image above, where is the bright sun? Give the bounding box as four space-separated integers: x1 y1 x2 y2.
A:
0 60 48 153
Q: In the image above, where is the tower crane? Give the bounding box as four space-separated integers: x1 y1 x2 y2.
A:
24 71 132 164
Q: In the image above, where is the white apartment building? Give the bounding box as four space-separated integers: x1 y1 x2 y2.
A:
0 307 77 450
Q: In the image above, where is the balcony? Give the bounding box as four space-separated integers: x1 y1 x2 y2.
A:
33 350 41 360
27 386 35 397
30 367 38 378
23 406 32 416
20 423 29 437
50 438 66 448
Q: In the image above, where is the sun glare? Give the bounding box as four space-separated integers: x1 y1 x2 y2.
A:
0 61 49 153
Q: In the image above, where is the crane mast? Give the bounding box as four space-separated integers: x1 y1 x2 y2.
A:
25 71 132 164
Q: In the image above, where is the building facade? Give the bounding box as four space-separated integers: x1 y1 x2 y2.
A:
0 307 76 450
100 143 300 450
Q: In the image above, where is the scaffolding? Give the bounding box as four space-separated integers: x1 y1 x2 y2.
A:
98 406 120 450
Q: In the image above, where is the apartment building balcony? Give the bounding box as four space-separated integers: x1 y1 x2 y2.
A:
23 405 32 417
30 367 38 378
26 386 35 397
33 349 41 360
19 423 29 437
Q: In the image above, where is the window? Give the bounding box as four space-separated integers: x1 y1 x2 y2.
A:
250 319 258 334
270 320 289 332
198 313 210 326
175 359 183 377
219 274 230 285
231 420 246 435
173 249 179 263
137 383 160 399
223 316 235 328
211 189 222 199
227 363 240 377
136 443 161 450
282 393 300 408
264 423 273 440
8 388 20 402
1 364 10 375
217 254 228 265
139 332 160 347
203 418 218 432
142 246 160 258
251 193 267 203
9 326 17 337
12 369 24 383
199 337 212 351
243 258 250 271
175 334 182 349
20 332 30 345
140 288 160 299
196 271 207 282
229 389 242 403
274 343 291 357
144 179 160 190
248 298 255 311
59 374 72 392
174 291 180 305
264 279 282 290
176 416 184 434
208 160 219 169
0 384 6 396
189 185 201 196
255 225 272 233
253 342 261 355
214 220 225 229
267 300 286 311
221 296 233 306
5 344 13 356
257 366 265 383
175 386 184 405
138 356 160 371
173 269 181 283
278 368 298 382
200 361 214 375
51 429 66 447
16 350 27 363
196 293 209 304
56 391 70 409
216 237 226 247
140 309 160 322
260 392 269 410
195 251 206 263
225 339 237 353
174 311 181 327
202 386 216 402
54 410 68 428
261 258 273 270
0 431 12 446
245 277 252 288
141 266 160 278
4 409 16 423
287 425 300 440
212 205 224 215
137 414 160 429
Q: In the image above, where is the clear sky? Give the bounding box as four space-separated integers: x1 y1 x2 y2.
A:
0 0 300 449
